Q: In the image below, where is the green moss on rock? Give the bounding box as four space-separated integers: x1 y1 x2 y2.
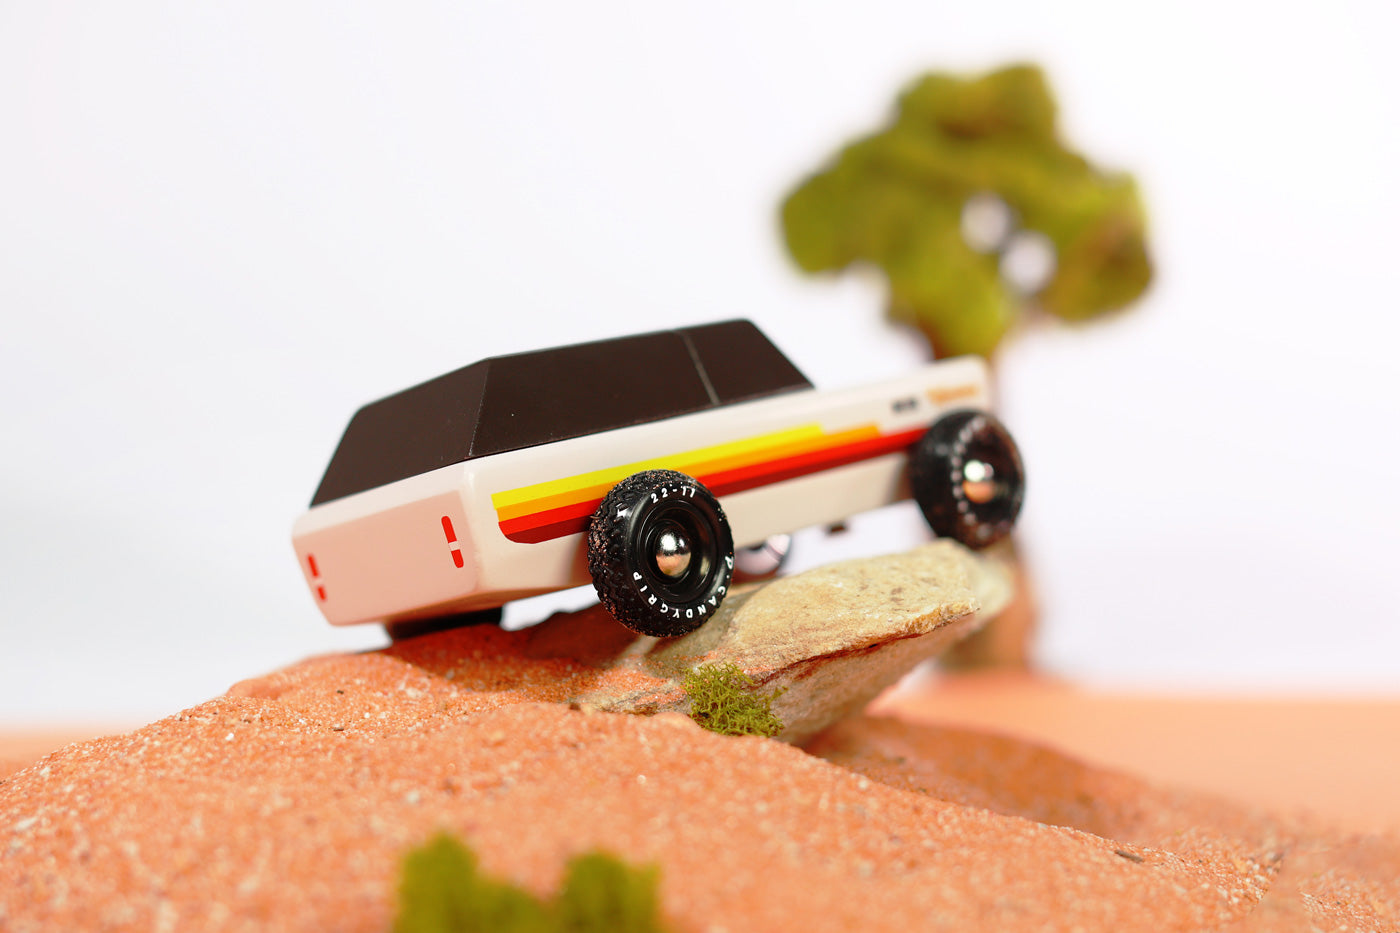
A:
682 662 786 738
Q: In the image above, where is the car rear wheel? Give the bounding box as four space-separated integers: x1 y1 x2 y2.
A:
587 470 734 637
910 409 1025 549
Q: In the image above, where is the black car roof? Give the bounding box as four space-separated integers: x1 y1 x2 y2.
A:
310 319 812 506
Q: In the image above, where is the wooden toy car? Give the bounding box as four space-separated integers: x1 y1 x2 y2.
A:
293 320 1024 637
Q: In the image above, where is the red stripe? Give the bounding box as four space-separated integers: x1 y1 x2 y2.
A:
441 515 458 543
307 554 319 578
451 549 464 569
316 585 327 601
505 515 591 544
499 498 601 537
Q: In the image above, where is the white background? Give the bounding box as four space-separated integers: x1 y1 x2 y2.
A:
3 2 1398 725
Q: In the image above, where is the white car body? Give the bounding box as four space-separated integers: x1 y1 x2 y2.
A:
294 362 990 626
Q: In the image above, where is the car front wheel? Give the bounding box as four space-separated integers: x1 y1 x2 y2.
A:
587 470 734 637
910 409 1025 549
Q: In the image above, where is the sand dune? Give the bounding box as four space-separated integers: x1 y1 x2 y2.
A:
2 626 1397 932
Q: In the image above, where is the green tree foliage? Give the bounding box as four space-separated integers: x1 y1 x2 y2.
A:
682 662 786 738
394 834 668 933
782 64 1153 358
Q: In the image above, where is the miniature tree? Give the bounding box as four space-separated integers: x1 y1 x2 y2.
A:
781 63 1154 666
781 63 1152 359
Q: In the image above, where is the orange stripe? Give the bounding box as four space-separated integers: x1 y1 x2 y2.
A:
496 485 613 524
498 498 601 536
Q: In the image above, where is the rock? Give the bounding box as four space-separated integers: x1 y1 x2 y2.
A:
526 539 1013 742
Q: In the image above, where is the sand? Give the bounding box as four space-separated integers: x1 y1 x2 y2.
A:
879 671 1400 838
2 626 1398 932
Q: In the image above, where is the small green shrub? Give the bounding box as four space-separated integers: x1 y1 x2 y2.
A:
681 662 786 738
555 852 663 933
393 833 668 933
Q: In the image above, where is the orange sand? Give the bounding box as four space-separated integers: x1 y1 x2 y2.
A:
2 627 1398 932
878 671 1400 837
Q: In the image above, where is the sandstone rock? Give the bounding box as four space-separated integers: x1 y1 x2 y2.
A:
526 539 1013 742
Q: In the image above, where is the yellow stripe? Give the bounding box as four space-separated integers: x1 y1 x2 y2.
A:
490 423 825 511
494 482 615 522
674 423 878 484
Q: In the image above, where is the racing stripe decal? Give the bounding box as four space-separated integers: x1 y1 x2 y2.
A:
492 423 923 544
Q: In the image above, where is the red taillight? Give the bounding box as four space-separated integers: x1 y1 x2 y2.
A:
307 554 327 601
442 517 464 569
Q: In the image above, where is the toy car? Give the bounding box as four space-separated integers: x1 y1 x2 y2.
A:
293 319 1024 638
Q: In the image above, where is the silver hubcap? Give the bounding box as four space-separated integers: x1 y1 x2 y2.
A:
654 528 692 578
961 459 999 505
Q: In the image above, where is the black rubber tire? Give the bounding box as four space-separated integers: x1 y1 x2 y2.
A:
910 409 1025 549
383 607 503 642
587 470 734 637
